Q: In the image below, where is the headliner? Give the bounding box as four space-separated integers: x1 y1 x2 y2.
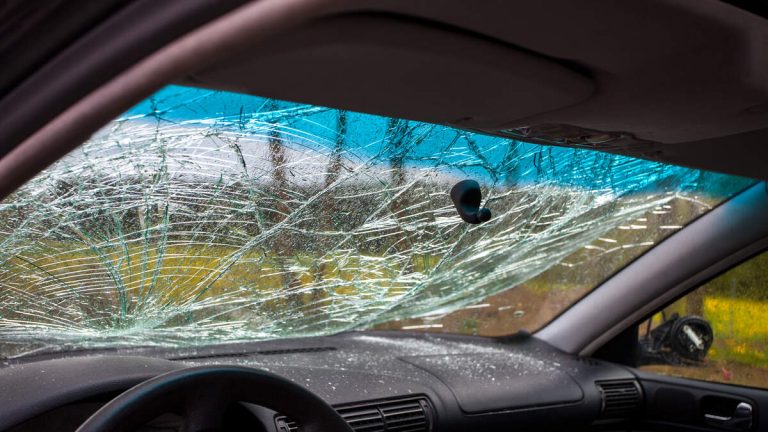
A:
0 0 767 187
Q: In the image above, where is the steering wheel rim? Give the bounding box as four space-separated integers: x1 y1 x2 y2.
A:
75 365 352 432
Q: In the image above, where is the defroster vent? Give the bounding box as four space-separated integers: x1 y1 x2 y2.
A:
276 396 433 432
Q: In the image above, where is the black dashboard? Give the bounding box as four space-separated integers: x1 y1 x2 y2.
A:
0 331 646 431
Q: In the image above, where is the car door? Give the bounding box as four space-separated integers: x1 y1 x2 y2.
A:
597 250 768 431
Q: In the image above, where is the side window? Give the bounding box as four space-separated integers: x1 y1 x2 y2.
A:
637 251 768 388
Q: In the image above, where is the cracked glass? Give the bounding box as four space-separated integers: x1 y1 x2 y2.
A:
0 85 755 357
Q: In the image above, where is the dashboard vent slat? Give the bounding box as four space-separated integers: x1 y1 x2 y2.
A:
597 380 642 420
276 396 432 432
255 346 337 356
380 400 429 432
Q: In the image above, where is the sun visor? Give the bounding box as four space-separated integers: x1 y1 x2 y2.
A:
186 14 595 128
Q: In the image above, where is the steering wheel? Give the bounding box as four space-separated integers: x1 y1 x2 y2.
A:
75 365 353 432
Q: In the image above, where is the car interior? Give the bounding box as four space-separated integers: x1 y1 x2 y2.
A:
1 1 767 431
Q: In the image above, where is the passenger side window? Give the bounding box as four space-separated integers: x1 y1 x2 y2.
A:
637 251 768 388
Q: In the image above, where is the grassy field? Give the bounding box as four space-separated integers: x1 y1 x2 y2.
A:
1 187 766 390
705 297 768 368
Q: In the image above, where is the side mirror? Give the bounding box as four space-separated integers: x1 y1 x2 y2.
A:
670 315 714 362
639 314 714 365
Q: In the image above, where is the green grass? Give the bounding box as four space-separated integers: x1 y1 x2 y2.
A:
705 297 768 368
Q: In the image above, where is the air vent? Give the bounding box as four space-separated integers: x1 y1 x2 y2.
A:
169 346 336 361
276 396 433 432
575 357 602 367
597 380 642 419
376 398 430 431
255 346 337 356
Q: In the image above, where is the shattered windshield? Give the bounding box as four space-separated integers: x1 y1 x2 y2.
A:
0 85 754 357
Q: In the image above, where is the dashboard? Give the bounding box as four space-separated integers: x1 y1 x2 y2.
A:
0 331 644 431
